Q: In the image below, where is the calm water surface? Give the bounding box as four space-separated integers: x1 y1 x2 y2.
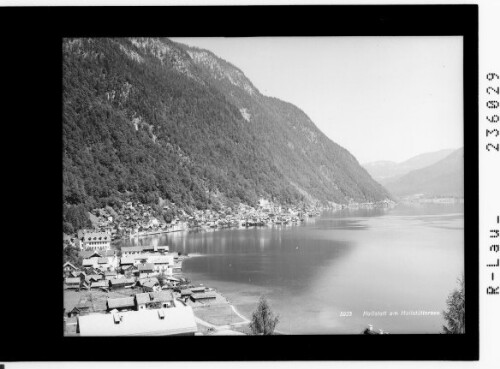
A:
117 203 464 334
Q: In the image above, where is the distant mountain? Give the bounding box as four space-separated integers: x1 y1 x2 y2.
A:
63 37 391 214
383 148 463 198
363 148 456 185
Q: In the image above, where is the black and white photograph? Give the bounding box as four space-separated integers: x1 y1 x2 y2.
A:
4 1 498 365
62 36 466 337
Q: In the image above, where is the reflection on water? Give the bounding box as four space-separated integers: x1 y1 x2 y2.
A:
116 203 464 334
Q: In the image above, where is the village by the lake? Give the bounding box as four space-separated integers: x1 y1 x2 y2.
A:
63 195 466 336
63 198 381 336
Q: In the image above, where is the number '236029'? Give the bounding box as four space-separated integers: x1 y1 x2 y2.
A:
486 73 499 152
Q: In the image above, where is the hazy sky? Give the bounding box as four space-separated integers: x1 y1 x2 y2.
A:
171 37 463 163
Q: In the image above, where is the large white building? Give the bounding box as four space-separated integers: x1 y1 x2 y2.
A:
78 229 111 251
120 253 175 275
76 304 197 336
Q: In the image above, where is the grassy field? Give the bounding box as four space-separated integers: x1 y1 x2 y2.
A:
193 304 247 326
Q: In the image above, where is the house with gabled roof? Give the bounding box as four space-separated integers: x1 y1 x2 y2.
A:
135 291 175 310
80 250 102 259
67 305 90 318
121 264 136 275
138 263 155 278
148 255 174 274
63 261 78 273
138 277 160 292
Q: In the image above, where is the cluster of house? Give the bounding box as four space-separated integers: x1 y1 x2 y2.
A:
86 202 189 240
64 242 221 336
68 198 327 245
186 202 323 230
63 244 186 292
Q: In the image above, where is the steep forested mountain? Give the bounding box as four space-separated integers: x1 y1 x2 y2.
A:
384 148 464 198
63 38 390 213
363 148 456 185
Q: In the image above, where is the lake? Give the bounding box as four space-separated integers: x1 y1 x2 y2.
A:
116 203 464 334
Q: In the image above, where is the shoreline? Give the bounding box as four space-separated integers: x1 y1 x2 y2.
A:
177 265 260 334
110 201 411 248
106 200 399 246
179 265 289 335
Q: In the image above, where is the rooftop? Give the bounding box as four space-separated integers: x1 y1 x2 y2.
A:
190 292 217 300
138 263 154 272
120 257 135 265
122 245 169 253
82 231 111 241
80 251 102 259
136 291 174 305
63 261 78 270
142 279 159 289
148 255 172 264
91 280 109 288
65 277 80 284
77 305 198 336
82 259 96 267
85 274 103 282
109 278 136 286
107 296 135 310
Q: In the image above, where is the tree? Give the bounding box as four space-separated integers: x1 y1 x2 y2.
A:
63 222 74 235
249 296 279 335
63 245 83 268
442 275 465 334
63 204 92 233
157 271 168 286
